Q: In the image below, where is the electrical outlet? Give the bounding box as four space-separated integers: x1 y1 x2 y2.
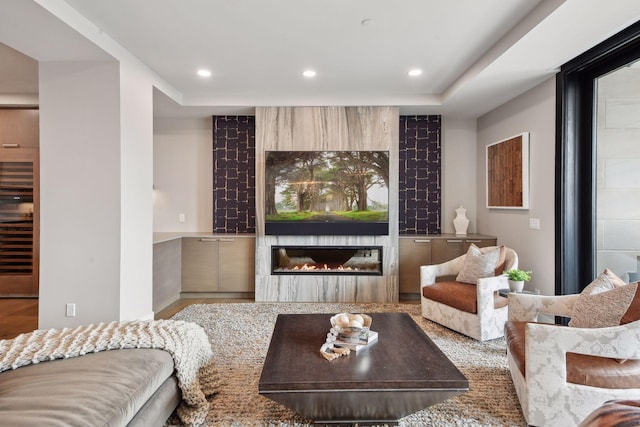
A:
529 217 540 230
66 303 76 317
179 213 186 223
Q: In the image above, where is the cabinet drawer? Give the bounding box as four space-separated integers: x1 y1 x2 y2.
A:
218 238 255 292
399 238 432 294
463 238 497 251
0 109 39 148
181 238 219 292
431 239 464 264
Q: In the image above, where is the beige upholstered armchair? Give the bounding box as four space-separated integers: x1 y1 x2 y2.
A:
505 273 640 427
420 245 518 341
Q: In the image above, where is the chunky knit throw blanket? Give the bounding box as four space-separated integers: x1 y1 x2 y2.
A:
0 319 217 427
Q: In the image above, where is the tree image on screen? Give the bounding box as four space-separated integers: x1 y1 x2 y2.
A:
265 151 389 224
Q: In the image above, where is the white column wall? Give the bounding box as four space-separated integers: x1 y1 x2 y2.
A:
119 61 155 320
39 61 121 328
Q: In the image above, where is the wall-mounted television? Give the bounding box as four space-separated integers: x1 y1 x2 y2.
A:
265 151 389 235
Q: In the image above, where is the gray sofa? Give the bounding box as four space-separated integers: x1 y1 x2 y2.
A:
0 348 180 426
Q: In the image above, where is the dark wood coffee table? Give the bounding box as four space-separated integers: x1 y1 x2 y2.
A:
258 312 468 425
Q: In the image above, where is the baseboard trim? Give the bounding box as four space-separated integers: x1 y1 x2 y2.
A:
180 292 255 299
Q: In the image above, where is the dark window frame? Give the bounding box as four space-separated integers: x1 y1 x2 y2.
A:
556 21 640 296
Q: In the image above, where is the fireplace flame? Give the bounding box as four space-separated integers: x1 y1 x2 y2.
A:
272 247 382 275
289 263 356 272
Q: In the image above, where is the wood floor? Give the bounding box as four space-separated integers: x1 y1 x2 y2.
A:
0 298 38 340
0 297 252 340
1 297 419 340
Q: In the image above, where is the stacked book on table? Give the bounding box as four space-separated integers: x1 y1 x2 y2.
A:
333 328 378 352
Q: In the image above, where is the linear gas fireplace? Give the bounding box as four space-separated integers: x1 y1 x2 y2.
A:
271 246 383 276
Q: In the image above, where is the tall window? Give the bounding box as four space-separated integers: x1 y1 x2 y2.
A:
595 60 640 283
556 21 640 295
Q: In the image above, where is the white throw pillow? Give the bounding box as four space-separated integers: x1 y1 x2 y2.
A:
455 244 501 285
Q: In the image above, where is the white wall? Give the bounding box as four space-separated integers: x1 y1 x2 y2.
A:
39 60 157 327
476 77 556 295
154 115 477 236
153 116 213 232
441 118 477 234
119 60 154 321
39 61 122 328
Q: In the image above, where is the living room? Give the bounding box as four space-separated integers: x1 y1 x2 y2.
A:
0 0 636 327
1 1 640 426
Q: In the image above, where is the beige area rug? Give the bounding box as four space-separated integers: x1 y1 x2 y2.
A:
167 303 526 427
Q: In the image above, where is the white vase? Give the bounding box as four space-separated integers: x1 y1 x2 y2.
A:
508 280 524 293
453 206 469 235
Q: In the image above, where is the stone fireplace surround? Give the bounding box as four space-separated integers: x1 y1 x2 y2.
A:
255 107 399 303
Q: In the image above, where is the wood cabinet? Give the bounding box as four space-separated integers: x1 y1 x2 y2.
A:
0 109 39 149
181 236 255 293
0 109 39 297
181 237 219 292
431 238 465 265
462 238 497 253
399 234 497 297
0 147 39 296
398 238 432 294
218 237 255 292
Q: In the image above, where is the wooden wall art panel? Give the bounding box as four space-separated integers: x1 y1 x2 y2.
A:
486 132 529 209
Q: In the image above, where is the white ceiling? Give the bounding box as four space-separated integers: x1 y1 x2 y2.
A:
2 0 640 118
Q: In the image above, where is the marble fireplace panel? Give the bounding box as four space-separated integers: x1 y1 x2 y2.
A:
254 106 399 303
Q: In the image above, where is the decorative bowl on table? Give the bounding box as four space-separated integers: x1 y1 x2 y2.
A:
330 313 372 343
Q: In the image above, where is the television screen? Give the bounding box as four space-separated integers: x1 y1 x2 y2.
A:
265 151 389 235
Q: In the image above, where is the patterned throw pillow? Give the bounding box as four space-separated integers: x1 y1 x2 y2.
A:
580 268 627 295
569 269 640 328
455 244 501 284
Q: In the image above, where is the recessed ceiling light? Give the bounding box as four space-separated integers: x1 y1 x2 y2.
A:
302 70 317 78
197 69 212 77
408 69 423 77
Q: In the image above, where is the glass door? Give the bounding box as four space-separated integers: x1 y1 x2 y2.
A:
595 59 640 283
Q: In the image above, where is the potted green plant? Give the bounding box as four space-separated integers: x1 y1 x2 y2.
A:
506 269 532 292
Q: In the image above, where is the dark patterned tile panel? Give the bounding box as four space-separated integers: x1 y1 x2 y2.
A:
212 115 441 235
212 116 256 233
399 115 441 235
